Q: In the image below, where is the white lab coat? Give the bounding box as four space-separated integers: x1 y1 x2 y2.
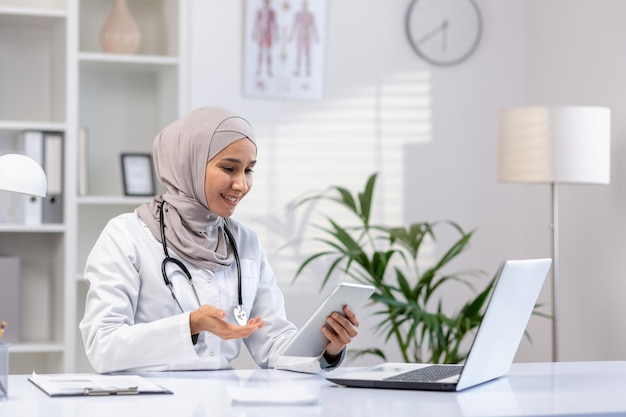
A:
80 211 343 374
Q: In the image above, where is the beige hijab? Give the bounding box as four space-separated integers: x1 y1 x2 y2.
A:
137 106 256 271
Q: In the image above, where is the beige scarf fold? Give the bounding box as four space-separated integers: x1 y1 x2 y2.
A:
137 106 256 271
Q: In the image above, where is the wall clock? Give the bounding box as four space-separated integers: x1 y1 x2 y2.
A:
405 0 483 67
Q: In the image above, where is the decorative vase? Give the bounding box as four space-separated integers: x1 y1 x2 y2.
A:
100 0 141 54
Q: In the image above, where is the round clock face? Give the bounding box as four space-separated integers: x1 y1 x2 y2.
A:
405 0 483 67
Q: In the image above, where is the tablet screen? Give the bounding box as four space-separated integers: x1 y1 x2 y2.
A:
280 282 375 357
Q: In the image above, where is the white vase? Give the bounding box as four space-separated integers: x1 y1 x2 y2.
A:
100 0 141 54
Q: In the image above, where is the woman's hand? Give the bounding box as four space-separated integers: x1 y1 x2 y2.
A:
190 304 265 340
322 305 360 359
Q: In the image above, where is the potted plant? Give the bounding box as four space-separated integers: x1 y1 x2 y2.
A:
291 173 499 364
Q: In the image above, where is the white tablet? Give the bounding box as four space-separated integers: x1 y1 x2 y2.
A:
280 282 375 358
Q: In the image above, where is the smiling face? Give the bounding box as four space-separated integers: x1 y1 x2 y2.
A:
204 137 257 218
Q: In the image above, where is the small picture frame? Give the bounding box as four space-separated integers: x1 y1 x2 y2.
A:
120 153 155 196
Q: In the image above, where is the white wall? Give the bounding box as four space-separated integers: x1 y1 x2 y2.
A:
402 0 554 363
189 0 625 367
525 0 626 361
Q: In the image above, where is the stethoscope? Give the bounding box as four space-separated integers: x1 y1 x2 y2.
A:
159 202 248 326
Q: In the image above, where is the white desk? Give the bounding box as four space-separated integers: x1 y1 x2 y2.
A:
1 361 625 417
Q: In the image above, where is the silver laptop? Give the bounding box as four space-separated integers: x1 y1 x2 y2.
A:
326 258 552 392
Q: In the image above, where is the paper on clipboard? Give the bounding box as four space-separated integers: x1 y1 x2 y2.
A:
28 372 172 397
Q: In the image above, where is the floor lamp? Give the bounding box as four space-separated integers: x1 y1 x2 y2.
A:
497 106 611 362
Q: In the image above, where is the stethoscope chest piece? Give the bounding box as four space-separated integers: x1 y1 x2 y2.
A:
233 305 248 326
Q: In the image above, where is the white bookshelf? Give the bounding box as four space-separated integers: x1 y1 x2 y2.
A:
0 1 67 374
0 0 188 374
72 0 188 373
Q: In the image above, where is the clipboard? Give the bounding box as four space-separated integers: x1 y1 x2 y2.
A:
28 372 172 397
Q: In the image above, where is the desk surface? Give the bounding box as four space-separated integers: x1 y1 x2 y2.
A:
1 361 625 417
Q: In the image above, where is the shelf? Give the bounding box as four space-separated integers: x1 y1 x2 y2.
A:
0 224 65 233
79 0 179 56
9 342 65 353
79 53 179 74
0 0 186 374
76 198 152 273
80 52 179 66
0 120 66 132
77 195 153 206
78 63 177 196
0 5 66 20
0 7 66 123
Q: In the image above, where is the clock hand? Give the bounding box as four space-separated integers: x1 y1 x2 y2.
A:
416 20 446 46
441 20 449 52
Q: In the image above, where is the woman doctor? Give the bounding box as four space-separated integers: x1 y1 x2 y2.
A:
79 106 360 374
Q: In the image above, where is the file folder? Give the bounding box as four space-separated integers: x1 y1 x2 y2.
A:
42 132 63 224
78 127 89 196
20 131 44 225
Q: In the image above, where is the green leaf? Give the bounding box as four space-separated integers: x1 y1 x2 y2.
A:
288 172 547 365
358 173 377 226
332 186 358 213
350 348 387 361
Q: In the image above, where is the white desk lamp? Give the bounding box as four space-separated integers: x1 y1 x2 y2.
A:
497 106 610 362
0 154 47 198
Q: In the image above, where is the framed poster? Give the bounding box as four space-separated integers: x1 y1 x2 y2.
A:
120 153 155 196
243 0 327 100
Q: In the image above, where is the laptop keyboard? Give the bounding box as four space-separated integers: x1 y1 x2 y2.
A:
384 365 463 382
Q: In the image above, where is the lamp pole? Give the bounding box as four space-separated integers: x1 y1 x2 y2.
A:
498 105 611 364
551 183 559 362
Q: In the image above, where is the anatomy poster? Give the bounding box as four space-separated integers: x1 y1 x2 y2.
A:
243 0 326 100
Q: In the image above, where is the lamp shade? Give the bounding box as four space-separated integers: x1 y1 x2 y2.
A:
498 106 611 184
0 154 47 197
